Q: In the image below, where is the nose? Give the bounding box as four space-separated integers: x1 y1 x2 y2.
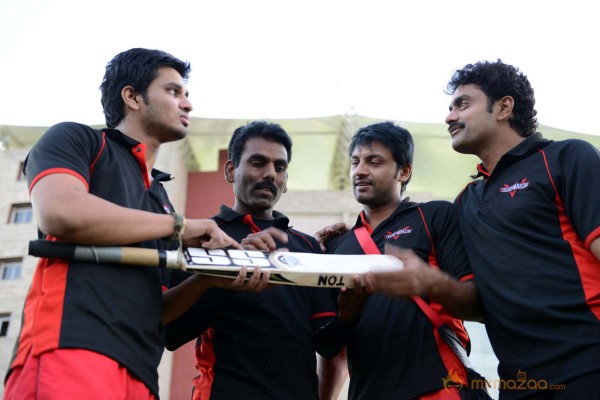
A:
262 163 276 180
352 160 368 178
181 96 193 112
445 108 457 125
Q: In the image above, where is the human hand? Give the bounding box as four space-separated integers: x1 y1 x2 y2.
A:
183 219 242 249
337 275 369 323
314 222 349 252
207 266 272 292
365 244 434 298
240 227 288 252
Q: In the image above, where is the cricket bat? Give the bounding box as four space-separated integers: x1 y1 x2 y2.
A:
28 240 403 288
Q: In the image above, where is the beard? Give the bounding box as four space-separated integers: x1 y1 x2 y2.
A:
140 100 187 143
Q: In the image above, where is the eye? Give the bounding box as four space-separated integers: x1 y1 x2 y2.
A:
275 165 287 172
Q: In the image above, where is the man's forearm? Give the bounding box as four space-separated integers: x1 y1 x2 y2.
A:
427 272 483 322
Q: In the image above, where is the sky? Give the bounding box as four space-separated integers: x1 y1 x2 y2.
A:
1 0 599 136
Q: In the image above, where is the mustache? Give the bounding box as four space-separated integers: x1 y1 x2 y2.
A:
254 181 277 193
448 122 465 133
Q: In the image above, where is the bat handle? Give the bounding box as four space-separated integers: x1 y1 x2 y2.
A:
29 240 76 259
28 240 183 269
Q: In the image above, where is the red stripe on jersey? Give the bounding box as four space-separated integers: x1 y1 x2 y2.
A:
417 207 470 346
89 131 106 176
11 236 68 369
585 226 600 249
193 328 217 400
556 198 600 320
541 149 600 320
311 311 337 320
427 254 470 347
289 229 315 251
29 168 89 193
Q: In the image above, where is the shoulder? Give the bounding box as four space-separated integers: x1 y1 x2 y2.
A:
326 230 356 253
548 137 599 156
418 200 453 211
288 228 321 253
416 200 456 219
549 139 599 154
41 122 103 146
542 138 600 172
455 180 482 204
45 121 100 137
549 137 597 148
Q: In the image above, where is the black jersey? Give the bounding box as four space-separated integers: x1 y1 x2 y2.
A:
326 199 473 400
165 205 337 400
456 133 600 398
9 122 177 397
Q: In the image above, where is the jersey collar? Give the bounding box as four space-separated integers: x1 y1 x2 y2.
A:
473 132 552 179
215 205 291 230
352 198 419 232
102 128 173 183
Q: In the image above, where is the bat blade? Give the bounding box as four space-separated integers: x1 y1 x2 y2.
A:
184 248 403 288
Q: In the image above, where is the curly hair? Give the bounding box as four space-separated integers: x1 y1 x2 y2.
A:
445 60 538 137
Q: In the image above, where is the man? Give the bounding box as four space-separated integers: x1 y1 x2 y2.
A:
368 61 600 399
442 60 600 399
321 121 483 400
4 48 266 400
164 121 338 399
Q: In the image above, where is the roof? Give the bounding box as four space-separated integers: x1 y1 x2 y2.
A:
2 115 599 200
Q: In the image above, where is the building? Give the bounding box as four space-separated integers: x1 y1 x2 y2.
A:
1 115 598 399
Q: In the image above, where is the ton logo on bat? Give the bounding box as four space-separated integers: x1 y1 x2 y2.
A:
317 275 346 287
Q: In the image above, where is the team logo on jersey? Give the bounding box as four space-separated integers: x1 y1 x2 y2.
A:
385 226 412 240
500 178 529 198
163 203 172 213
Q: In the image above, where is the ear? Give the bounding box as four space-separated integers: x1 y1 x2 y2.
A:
224 160 235 183
399 164 412 183
121 86 142 111
497 96 514 121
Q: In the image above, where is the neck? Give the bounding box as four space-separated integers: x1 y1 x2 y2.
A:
363 197 401 230
232 203 274 220
478 128 525 175
114 119 160 171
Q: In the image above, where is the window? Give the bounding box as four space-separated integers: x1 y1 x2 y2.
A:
0 313 10 337
1 259 22 280
16 161 27 182
9 203 33 224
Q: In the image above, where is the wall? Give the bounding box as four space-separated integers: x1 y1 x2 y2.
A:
0 148 39 398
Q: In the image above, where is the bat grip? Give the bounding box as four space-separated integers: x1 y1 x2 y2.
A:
29 240 76 259
28 240 179 268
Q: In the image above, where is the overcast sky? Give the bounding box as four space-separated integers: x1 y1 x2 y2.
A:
1 0 598 136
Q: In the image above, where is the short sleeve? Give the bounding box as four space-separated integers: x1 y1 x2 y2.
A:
24 122 103 192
